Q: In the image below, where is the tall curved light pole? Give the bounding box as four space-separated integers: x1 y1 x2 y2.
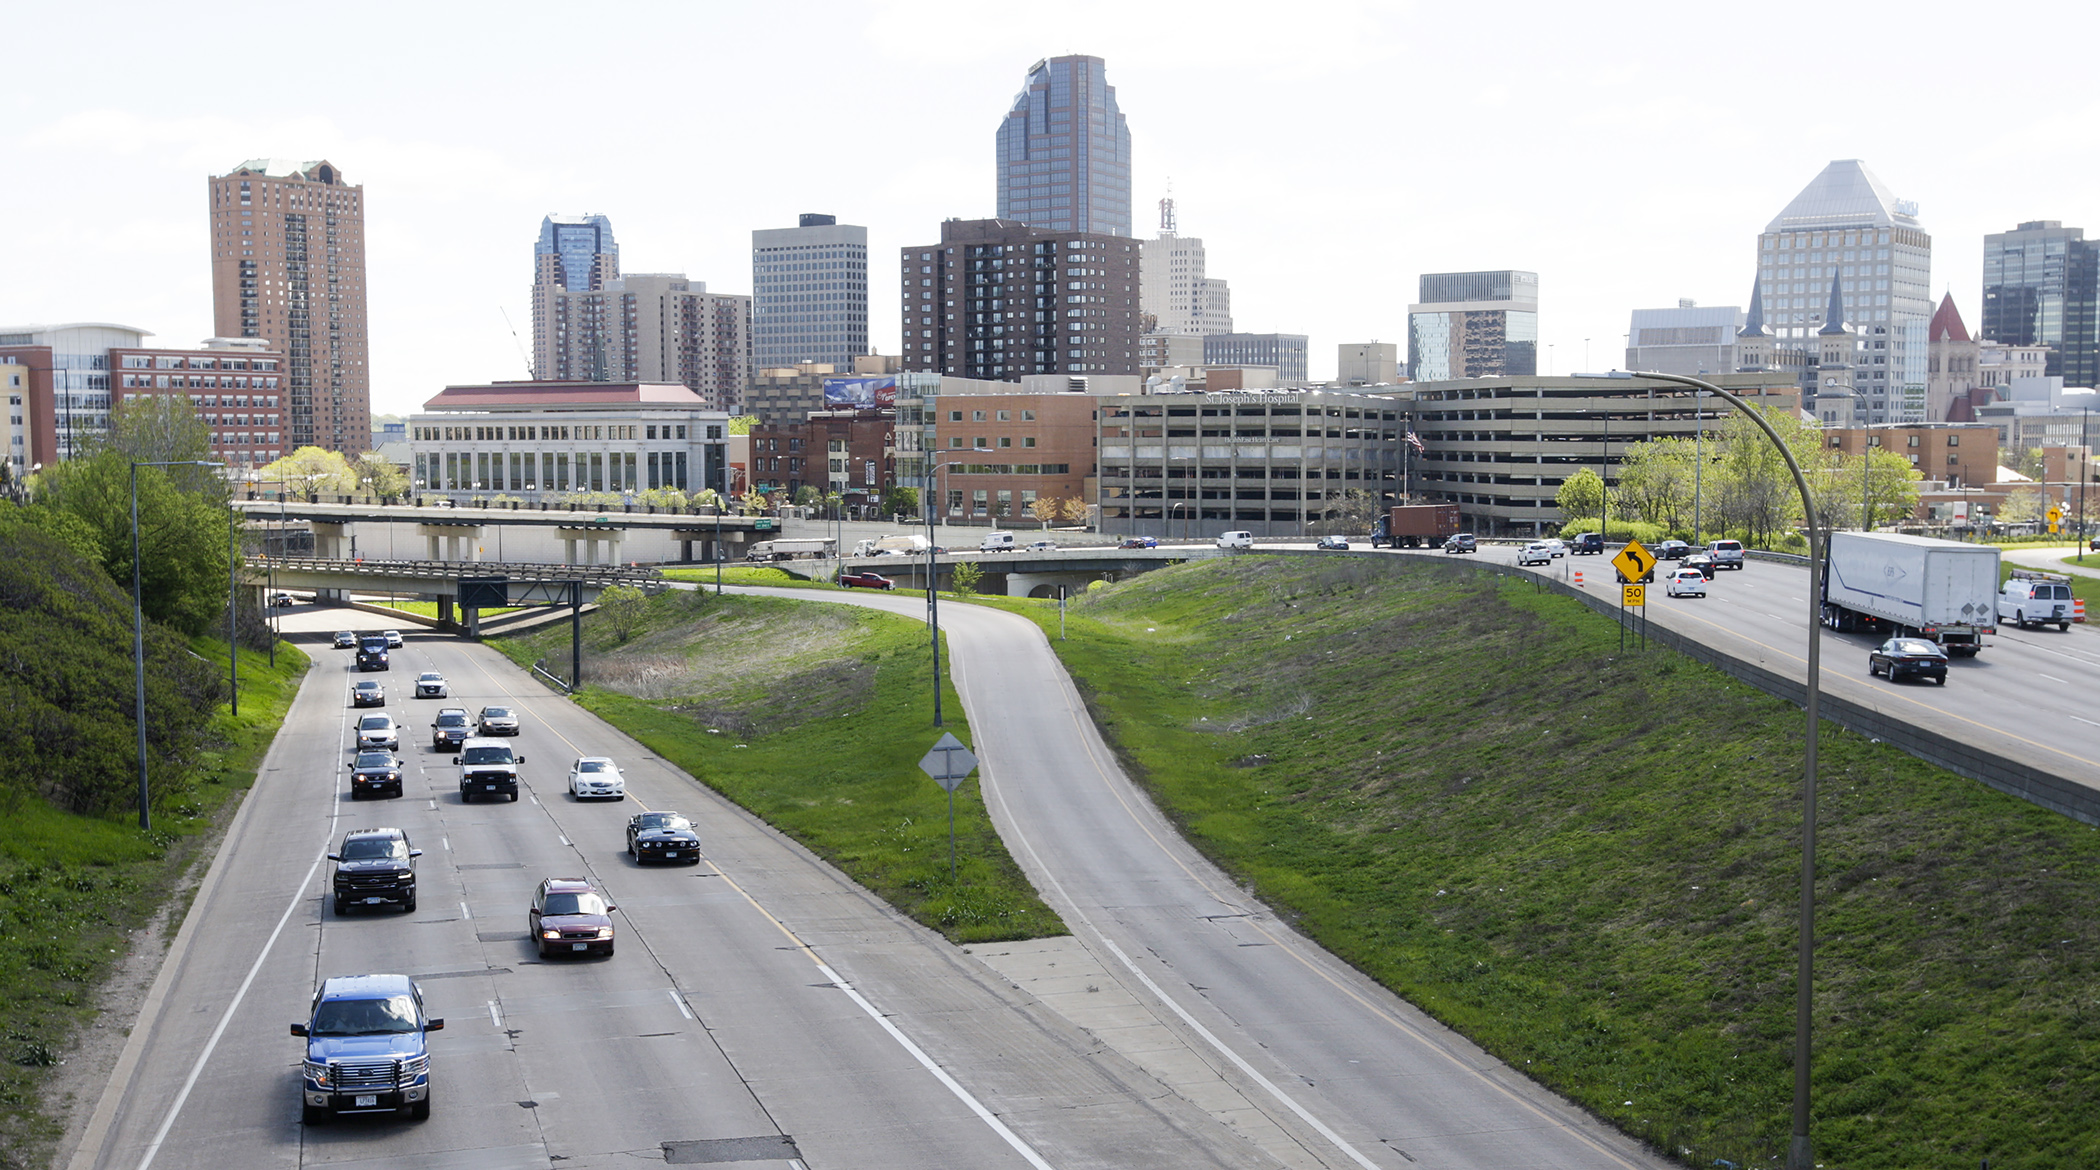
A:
925 450 991 727
1581 371 1823 1170
133 459 224 832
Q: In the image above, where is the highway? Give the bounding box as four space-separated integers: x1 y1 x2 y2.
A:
68 611 1278 1170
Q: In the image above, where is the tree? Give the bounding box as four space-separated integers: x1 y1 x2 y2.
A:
1029 496 1061 529
881 485 920 519
1707 407 1815 547
1310 489 1383 536
738 488 768 515
1556 468 1605 522
727 415 759 436
32 451 235 636
1998 485 2049 525
949 560 983 597
1613 439 1696 532
91 394 225 501
691 488 724 512
1059 496 1091 527
350 451 409 500
2012 447 2048 482
260 447 356 501
1852 447 1923 530
596 584 648 642
792 485 821 507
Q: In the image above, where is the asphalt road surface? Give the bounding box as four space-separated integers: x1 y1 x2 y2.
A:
67 608 1283 1170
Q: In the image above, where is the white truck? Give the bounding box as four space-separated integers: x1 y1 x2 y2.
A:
852 534 931 558
1820 531 2000 656
746 538 835 562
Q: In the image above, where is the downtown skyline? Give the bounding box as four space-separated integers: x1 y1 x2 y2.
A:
5 0 2097 416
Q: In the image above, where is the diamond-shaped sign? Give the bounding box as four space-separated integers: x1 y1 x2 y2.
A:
1611 539 1655 583
919 732 977 793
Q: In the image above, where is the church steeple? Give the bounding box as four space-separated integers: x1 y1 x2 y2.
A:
1737 278 1774 372
1818 270 1852 336
1740 280 1772 339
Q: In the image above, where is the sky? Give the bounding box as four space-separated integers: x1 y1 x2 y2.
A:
6 0 2097 418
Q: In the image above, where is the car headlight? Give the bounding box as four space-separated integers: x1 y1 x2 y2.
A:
306 1060 332 1088
542 929 562 940
596 927 614 939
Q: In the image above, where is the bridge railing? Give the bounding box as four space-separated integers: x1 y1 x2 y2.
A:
245 556 663 586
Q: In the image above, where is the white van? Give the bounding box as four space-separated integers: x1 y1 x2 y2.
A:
980 530 1017 553
1215 531 1254 549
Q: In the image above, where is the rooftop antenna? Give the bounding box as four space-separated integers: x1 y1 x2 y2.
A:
1159 179 1176 236
499 306 532 377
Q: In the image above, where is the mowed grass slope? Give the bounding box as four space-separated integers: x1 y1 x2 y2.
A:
489 587 1062 944
983 556 2098 1170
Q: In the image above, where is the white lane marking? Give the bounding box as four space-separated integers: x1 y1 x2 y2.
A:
442 836 451 851
488 1000 503 1029
667 989 694 1020
530 794 540 805
2074 716 2100 729
1094 935 1384 1170
813 962 1056 1170
2039 673 2071 685
559 835 571 847
133 847 328 1170
460 900 472 920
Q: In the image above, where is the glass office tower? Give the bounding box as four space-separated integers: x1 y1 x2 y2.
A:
1982 220 2100 387
995 55 1133 238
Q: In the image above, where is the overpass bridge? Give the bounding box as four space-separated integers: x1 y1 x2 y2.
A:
242 556 664 635
842 544 1235 597
235 498 774 565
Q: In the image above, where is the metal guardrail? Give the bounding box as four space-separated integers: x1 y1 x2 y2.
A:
246 556 663 586
530 660 574 694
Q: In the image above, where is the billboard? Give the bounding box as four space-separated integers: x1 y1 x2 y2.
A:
823 376 897 408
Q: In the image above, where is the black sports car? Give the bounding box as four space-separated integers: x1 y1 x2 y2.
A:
626 811 702 865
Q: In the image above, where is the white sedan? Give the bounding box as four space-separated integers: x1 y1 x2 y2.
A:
413 671 449 699
568 756 626 800
1664 567 1709 598
1516 542 1555 566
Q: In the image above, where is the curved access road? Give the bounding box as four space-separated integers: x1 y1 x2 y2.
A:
730 584 1669 1170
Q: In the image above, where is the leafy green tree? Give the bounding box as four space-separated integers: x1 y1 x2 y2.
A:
1998 485 2048 525
259 447 356 501
792 485 821 507
727 415 759 436
1851 447 1923 530
1707 407 1820 547
881 485 919 519
596 584 649 642
351 451 409 500
1556 467 1605 522
2012 446 2048 482
949 560 983 597
31 452 234 636
739 488 769 515
91 394 227 502
1613 439 1697 532
691 488 724 512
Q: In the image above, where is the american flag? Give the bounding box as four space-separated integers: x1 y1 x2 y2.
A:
1405 431 1426 453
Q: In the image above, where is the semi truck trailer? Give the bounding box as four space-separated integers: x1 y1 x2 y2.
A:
1370 504 1460 549
1820 531 2000 655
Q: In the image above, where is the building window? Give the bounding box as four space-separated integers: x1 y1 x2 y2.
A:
1947 435 1959 446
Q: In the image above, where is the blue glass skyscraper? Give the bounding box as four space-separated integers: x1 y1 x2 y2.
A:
535 214 618 293
995 56 1132 238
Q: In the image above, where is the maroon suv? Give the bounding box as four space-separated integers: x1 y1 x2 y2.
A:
529 877 616 958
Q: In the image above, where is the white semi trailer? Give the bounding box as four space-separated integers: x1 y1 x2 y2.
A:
1820 531 2001 655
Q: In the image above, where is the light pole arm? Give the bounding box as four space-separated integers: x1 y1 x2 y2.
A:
1592 370 1822 1169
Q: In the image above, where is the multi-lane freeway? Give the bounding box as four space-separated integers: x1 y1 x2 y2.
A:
71 539 2090 1170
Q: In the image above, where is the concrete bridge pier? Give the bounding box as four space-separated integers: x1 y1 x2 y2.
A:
417 524 484 562
559 527 626 566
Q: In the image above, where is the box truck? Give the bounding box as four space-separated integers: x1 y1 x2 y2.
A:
1370 504 1460 549
1820 531 2000 655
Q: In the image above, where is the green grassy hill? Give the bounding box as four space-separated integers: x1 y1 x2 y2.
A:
987 555 2099 1170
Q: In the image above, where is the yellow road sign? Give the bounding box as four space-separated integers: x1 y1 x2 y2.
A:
1612 539 1655 583
1622 584 1645 606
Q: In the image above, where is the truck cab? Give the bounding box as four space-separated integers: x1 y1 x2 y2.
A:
356 634 390 672
291 973 442 1123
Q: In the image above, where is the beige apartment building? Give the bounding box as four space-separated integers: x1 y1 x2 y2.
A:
207 159 369 454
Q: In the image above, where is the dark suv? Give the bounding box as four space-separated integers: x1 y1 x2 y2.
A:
329 827 420 914
1570 532 1605 555
430 708 471 752
356 634 390 672
292 973 442 1123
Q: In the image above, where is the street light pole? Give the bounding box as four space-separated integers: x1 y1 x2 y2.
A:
2080 406 2091 561
926 451 991 727
1582 371 1823 1170
1694 390 1707 546
132 459 223 832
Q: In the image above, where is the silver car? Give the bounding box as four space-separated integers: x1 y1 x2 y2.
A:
414 671 449 699
477 706 521 736
355 714 400 752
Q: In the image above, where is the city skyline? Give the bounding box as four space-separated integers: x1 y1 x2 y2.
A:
6 1 2096 417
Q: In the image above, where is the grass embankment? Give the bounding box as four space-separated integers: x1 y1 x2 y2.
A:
659 565 821 588
369 600 518 619
0 638 309 1170
980 557 2098 1170
488 588 1061 943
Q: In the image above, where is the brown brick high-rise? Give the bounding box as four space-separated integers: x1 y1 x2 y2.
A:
208 160 370 454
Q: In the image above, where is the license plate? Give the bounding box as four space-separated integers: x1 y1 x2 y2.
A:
485 784 499 790
354 1094 378 1107
571 942 588 951
664 851 678 858
365 897 385 904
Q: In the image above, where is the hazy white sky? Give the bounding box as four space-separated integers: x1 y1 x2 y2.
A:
6 0 2095 415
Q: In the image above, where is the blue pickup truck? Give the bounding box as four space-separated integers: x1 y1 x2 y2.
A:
291 973 443 1123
